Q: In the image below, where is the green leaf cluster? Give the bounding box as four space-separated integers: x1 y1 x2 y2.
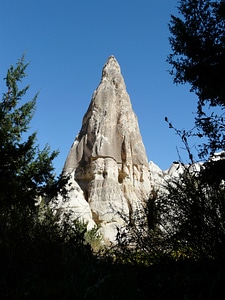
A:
168 0 225 107
168 0 225 157
0 55 63 208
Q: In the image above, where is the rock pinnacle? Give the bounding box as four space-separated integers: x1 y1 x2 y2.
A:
62 56 151 243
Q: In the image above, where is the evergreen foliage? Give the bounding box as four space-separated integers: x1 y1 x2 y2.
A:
168 0 225 107
0 56 97 298
167 0 225 157
0 55 64 208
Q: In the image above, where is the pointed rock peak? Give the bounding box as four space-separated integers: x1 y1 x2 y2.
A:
101 55 121 81
62 57 151 243
104 55 119 68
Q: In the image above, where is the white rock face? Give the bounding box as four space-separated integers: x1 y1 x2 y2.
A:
61 56 152 243
51 172 96 231
149 161 164 189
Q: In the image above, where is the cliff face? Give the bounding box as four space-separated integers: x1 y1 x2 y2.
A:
60 56 152 242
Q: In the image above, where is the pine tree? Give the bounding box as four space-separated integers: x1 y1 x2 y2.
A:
0 55 63 208
0 56 67 268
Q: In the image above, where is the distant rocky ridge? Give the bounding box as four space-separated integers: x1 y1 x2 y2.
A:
52 56 181 243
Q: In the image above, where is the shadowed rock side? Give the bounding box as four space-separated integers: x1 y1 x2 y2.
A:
62 56 151 243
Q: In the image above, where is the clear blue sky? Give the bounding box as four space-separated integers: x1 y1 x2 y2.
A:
1 0 199 175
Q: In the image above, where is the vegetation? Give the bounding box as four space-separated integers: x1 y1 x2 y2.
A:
1 1 225 297
0 56 97 299
163 0 225 259
167 0 225 158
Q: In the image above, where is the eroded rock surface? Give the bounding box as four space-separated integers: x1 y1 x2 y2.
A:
61 56 152 243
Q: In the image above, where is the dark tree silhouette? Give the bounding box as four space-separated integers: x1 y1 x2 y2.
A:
168 0 225 158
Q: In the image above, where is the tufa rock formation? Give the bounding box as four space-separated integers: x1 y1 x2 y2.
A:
51 56 225 243
57 56 152 243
